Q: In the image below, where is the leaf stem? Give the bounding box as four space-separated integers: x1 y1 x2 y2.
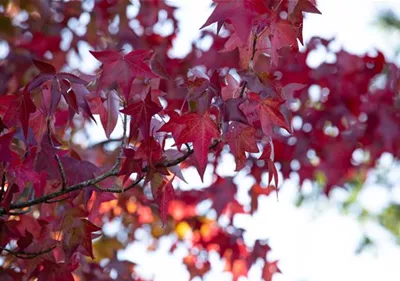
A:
239 34 258 98
47 118 67 190
0 118 219 216
0 245 56 259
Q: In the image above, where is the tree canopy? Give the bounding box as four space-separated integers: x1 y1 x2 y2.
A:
0 1 399 281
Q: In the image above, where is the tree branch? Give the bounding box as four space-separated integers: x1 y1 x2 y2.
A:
89 137 123 149
93 175 145 193
0 245 56 259
0 116 129 215
0 170 6 201
55 154 67 190
240 34 258 98
0 114 219 216
45 196 69 204
47 118 67 190
8 207 32 216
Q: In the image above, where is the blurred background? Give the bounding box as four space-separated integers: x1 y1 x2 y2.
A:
1 1 400 281
74 1 400 280
109 1 400 281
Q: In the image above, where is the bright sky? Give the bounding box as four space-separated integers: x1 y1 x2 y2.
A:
84 1 400 281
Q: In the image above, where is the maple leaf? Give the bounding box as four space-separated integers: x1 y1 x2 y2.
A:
60 156 100 187
0 184 18 213
0 92 36 138
90 49 157 99
248 240 271 267
249 184 276 213
37 260 78 281
27 60 87 117
17 32 61 57
267 20 299 66
92 90 120 138
119 148 143 182
204 176 237 217
0 131 14 162
262 260 281 281
175 112 220 179
247 92 292 135
120 93 162 139
8 150 40 190
34 137 67 180
0 117 6 134
288 0 321 44
158 110 186 146
201 0 270 42
226 122 259 171
62 217 101 259
288 0 321 15
259 144 279 187
222 98 249 125
153 176 176 225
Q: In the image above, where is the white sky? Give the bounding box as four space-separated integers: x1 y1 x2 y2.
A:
0 1 399 280
85 1 400 281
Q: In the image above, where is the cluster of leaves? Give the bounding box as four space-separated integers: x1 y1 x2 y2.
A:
0 0 399 280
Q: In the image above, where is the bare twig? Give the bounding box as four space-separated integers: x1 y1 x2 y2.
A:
239 34 258 98
55 154 67 190
0 112 219 216
93 175 145 193
239 82 248 98
8 207 32 216
0 245 56 259
0 170 5 200
89 137 123 149
45 196 69 204
47 118 67 190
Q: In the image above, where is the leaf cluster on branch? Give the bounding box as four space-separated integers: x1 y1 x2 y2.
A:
0 0 399 280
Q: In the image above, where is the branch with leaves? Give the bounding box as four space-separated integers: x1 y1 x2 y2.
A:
0 129 209 216
0 245 57 259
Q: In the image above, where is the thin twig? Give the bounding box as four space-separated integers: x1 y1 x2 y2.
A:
55 154 67 190
45 196 69 204
0 245 56 259
0 170 6 200
47 118 67 190
239 82 248 98
8 207 32 216
239 34 258 98
89 137 123 149
0 114 219 216
93 175 144 193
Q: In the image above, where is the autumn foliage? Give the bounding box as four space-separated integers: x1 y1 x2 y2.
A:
0 1 399 280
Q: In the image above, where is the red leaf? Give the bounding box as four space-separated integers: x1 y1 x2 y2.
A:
249 184 276 213
62 217 101 259
175 112 220 179
223 98 249 124
0 184 18 213
33 59 56 74
288 0 321 15
201 0 270 42
262 260 281 281
120 93 162 139
248 92 292 135
155 177 176 225
0 117 6 134
0 131 14 162
98 90 120 138
205 176 238 217
227 122 259 171
60 156 100 186
38 260 78 281
0 92 36 138
90 49 157 99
